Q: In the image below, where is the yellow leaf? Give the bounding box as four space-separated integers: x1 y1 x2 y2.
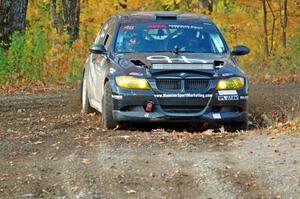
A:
127 189 136 194
81 159 92 165
32 141 44 145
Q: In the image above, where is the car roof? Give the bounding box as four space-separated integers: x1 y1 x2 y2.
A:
115 11 212 23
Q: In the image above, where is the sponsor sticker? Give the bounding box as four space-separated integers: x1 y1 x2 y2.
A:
123 25 135 30
129 72 143 77
109 68 116 74
240 96 249 100
218 90 237 95
212 113 221 119
145 24 204 30
147 24 168 29
222 73 233 77
168 25 203 30
218 95 239 101
99 57 107 66
154 93 212 98
112 95 123 100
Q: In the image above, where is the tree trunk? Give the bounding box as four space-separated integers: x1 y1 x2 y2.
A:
199 0 213 13
61 0 80 42
266 0 276 53
51 0 80 43
262 0 269 56
0 0 28 44
280 0 288 48
51 0 59 29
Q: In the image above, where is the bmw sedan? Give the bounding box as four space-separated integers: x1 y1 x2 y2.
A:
81 12 250 130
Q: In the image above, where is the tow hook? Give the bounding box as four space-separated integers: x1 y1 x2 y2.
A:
146 101 154 112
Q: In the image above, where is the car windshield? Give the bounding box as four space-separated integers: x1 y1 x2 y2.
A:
115 21 227 53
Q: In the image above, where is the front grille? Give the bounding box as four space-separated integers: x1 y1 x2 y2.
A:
156 79 181 90
156 78 209 91
186 79 209 91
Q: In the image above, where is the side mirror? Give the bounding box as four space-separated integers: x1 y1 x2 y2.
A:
231 45 250 56
89 44 106 54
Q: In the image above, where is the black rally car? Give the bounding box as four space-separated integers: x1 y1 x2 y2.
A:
81 12 250 130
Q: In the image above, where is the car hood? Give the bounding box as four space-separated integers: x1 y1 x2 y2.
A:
114 52 232 65
111 52 242 77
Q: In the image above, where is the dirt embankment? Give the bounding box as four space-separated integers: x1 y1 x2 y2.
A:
0 84 299 198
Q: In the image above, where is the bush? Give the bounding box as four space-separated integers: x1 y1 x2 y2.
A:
0 46 6 81
26 23 47 80
0 25 49 84
6 32 27 83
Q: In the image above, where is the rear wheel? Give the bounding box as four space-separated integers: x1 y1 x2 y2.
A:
102 83 117 129
81 71 94 114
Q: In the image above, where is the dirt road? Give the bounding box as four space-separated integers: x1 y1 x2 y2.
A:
0 85 299 199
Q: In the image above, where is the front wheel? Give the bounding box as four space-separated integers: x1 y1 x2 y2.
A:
81 72 94 114
102 83 117 129
225 118 249 132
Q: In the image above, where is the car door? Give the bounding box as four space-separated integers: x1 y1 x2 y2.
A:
91 17 118 112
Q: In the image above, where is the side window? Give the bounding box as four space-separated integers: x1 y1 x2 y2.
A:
104 35 111 50
104 18 117 50
210 33 225 53
94 19 111 45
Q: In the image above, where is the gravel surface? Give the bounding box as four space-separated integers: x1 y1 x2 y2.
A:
0 85 299 199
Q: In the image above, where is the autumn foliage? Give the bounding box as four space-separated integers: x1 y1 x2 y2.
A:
0 0 299 87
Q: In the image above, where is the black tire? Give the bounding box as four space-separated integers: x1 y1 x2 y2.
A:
81 71 94 114
226 118 249 132
102 83 117 129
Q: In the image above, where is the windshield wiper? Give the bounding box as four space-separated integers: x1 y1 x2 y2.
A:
176 50 197 53
154 50 196 53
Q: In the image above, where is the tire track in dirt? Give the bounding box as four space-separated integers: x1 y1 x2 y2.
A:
218 135 300 198
0 85 299 198
215 157 268 198
56 142 262 198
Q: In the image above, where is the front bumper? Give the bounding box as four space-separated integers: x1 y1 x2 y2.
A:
111 87 248 124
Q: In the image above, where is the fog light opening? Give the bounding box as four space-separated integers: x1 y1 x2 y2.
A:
146 101 154 112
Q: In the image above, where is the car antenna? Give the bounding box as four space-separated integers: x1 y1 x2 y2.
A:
173 45 179 55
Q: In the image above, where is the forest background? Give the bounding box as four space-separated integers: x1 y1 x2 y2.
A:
0 0 299 92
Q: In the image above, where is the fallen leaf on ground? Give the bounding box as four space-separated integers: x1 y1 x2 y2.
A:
127 189 136 194
32 141 44 145
120 135 130 139
0 174 9 181
81 159 92 165
202 129 213 135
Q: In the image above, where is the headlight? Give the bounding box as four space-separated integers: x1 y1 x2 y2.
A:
115 76 151 90
216 77 244 90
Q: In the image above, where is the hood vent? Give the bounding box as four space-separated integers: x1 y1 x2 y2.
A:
131 60 146 67
213 60 224 69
